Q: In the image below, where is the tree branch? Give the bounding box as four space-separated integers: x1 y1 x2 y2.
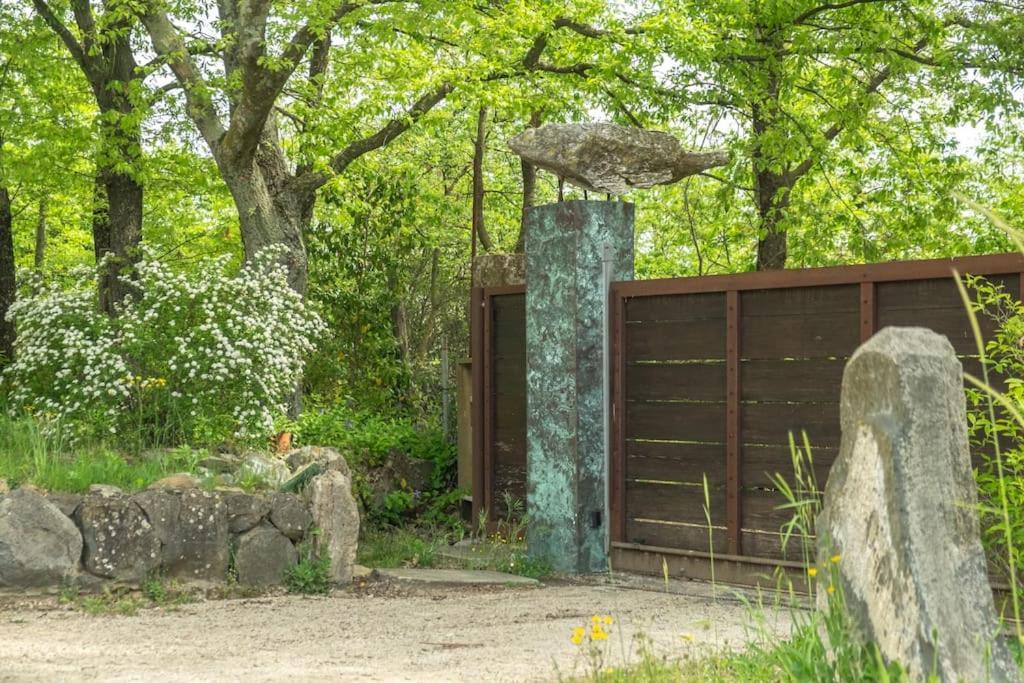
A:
139 6 226 148
292 81 454 195
791 0 891 27
30 0 89 73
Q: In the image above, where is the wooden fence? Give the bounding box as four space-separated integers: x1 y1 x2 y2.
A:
472 253 1024 583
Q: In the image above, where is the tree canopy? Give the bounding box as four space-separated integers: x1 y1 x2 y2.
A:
1 0 1022 407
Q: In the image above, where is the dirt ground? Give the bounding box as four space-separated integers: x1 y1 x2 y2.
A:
0 576 792 682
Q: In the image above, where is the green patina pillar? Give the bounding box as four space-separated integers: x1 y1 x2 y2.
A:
525 200 634 573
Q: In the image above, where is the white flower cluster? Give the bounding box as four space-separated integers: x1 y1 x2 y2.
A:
3 246 326 445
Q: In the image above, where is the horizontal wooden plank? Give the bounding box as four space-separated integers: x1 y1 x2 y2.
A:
741 488 821 534
624 519 728 553
876 307 999 356
625 319 726 361
625 401 726 443
613 254 1024 298
491 293 525 318
741 359 846 403
625 441 726 485
493 360 526 391
741 311 860 359
626 362 726 402
741 444 837 490
742 285 860 317
741 530 816 562
625 292 725 322
876 275 1019 311
493 425 525 460
626 480 726 526
742 401 841 447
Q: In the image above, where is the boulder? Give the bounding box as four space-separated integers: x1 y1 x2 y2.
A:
148 473 200 490
305 471 360 583
508 123 728 195
233 524 297 586
173 490 229 581
238 453 291 489
819 327 1019 682
136 489 229 582
87 484 123 498
285 446 351 478
0 489 82 588
197 454 240 474
76 493 159 581
44 492 83 518
221 491 270 534
268 493 312 542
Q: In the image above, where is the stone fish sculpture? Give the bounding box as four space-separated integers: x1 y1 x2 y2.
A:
508 123 728 196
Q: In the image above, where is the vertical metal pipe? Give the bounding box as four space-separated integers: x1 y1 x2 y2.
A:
441 334 450 439
602 243 613 555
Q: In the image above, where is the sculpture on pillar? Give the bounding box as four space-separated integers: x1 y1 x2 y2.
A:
508 123 729 197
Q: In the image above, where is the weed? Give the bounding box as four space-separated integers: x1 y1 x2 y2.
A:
285 535 332 595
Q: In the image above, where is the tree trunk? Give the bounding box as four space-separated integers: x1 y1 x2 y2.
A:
0 186 15 365
753 169 793 271
34 196 46 269
471 107 494 252
218 146 309 296
94 164 143 313
750 38 791 272
513 111 542 254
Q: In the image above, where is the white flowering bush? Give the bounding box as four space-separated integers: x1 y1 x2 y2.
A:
3 248 325 447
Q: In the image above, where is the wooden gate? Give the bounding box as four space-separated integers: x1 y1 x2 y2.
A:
609 253 1024 583
470 285 526 524
470 253 1024 583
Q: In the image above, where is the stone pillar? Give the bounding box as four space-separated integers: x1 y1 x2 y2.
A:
819 327 1019 682
525 200 634 573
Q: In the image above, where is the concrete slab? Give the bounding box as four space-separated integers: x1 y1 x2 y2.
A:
373 568 539 586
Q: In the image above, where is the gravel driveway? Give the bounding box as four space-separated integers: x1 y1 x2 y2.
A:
0 576 791 682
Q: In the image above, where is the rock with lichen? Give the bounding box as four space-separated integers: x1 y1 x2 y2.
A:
508 123 728 195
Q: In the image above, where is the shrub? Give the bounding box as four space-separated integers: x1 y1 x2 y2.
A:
963 275 1024 583
3 247 325 449
284 536 332 595
296 404 462 529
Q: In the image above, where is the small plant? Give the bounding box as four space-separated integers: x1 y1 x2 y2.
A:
141 573 168 604
285 533 332 595
567 615 615 679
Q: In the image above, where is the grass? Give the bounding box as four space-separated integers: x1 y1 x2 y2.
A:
0 412 205 492
60 574 197 616
357 523 554 579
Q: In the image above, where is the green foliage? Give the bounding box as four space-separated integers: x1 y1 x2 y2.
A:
3 248 324 449
297 404 453 468
296 403 461 528
358 527 439 569
0 411 204 492
963 275 1024 589
285 535 332 595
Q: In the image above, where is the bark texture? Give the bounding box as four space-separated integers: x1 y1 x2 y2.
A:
0 186 15 364
32 0 144 312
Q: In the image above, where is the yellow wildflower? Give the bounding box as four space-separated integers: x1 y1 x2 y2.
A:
602 616 613 626
830 554 841 564
570 627 585 646
590 625 608 641
827 584 836 595
807 567 818 578
591 615 601 625
680 634 694 642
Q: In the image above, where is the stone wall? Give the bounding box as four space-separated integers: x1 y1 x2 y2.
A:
0 447 358 591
